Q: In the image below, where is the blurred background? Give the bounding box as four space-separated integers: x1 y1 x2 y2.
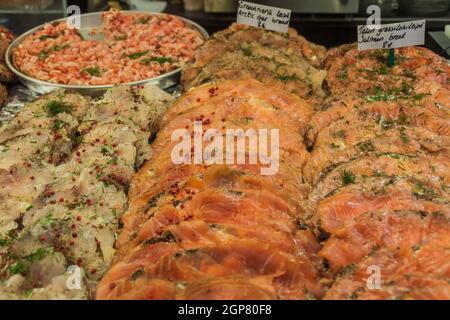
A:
1 0 449 56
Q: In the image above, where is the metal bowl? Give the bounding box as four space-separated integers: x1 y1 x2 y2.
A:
5 11 208 96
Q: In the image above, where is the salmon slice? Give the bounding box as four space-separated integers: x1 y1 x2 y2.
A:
151 100 309 165
97 239 322 300
325 245 450 300
306 154 450 217
307 97 450 147
320 209 450 272
120 158 311 251
324 45 450 99
122 81 313 252
180 276 276 300
317 186 449 236
96 242 180 299
304 117 450 185
161 79 313 139
415 80 450 107
119 170 306 257
123 146 310 246
181 23 327 102
128 79 313 205
315 184 450 272
120 216 309 266
154 80 313 151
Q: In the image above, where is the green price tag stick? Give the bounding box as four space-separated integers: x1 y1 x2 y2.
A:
388 48 395 67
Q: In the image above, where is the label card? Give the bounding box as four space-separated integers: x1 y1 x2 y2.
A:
358 20 426 51
237 1 291 33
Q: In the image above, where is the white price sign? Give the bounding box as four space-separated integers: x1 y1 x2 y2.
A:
358 20 426 51
237 1 291 33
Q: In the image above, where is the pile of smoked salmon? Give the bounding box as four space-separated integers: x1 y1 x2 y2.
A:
181 23 328 106
96 26 450 300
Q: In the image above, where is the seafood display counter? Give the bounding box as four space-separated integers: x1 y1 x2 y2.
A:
0 7 449 301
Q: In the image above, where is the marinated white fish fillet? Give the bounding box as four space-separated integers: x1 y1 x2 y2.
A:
0 84 174 299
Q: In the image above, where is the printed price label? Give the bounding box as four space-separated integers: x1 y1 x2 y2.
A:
237 1 291 33
358 20 426 50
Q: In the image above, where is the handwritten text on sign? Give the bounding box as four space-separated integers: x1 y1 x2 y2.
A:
358 20 425 50
237 1 291 33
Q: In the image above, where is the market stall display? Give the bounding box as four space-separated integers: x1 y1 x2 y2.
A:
0 14 449 300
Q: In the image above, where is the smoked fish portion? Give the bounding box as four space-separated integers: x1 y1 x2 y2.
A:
305 45 450 299
97 79 323 300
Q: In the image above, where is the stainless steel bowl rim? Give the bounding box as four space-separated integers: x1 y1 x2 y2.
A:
5 11 208 93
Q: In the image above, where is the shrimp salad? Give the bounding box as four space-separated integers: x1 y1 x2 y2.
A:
13 10 205 86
